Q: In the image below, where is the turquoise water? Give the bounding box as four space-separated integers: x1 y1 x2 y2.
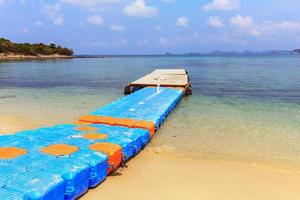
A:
1 56 300 170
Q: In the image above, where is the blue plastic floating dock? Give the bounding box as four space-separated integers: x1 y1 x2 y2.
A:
0 163 65 200
90 87 184 129
0 69 191 200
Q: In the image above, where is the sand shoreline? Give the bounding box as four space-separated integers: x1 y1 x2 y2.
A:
0 53 73 60
2 119 300 199
82 148 300 200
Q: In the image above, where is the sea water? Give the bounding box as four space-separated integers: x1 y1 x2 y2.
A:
1 56 300 170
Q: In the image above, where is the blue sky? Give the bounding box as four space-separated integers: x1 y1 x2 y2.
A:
0 0 300 54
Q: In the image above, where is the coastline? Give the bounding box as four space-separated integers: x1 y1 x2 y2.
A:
82 148 300 200
0 53 73 60
2 119 300 200
1 54 300 199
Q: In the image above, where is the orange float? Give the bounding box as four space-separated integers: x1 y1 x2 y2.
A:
78 115 155 137
0 147 27 159
89 142 123 174
41 144 78 156
82 133 108 140
76 126 98 132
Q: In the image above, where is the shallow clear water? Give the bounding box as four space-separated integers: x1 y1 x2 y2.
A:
1 56 300 170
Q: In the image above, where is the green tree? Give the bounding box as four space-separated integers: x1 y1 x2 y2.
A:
0 38 73 56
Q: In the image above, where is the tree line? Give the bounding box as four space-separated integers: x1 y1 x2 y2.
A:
0 38 73 56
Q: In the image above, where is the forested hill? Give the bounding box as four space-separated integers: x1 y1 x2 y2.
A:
0 38 73 56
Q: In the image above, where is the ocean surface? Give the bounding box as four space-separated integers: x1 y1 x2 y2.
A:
1 56 300 171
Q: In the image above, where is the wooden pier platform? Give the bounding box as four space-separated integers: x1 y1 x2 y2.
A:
124 69 192 96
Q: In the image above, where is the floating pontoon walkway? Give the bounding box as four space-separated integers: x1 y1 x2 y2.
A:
0 69 191 200
124 69 192 96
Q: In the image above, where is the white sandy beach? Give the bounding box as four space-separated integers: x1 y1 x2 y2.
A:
0 53 72 60
82 147 300 200
2 119 300 200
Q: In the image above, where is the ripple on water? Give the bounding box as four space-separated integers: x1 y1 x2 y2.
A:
1 56 300 172
150 95 300 171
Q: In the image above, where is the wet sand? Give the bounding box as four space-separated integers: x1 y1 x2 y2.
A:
0 116 54 134
0 117 34 134
81 147 300 200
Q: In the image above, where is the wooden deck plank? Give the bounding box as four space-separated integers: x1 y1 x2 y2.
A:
130 74 188 87
125 68 192 95
151 69 187 75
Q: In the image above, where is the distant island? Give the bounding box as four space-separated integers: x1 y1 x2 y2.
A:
0 38 73 60
292 49 300 54
75 49 300 58
165 49 299 56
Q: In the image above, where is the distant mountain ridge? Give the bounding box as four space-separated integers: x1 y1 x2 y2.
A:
165 50 296 56
74 50 299 58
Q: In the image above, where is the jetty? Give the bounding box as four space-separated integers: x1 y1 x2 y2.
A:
124 69 192 96
0 69 191 199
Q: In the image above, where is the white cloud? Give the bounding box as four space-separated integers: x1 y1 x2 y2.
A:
88 38 129 48
207 16 224 28
154 25 162 31
123 0 158 18
19 0 27 5
229 15 300 39
61 0 119 12
175 16 189 27
136 39 148 46
20 27 30 33
230 15 253 28
87 15 103 25
43 4 61 18
261 20 300 35
161 0 175 3
231 15 300 37
112 38 128 47
81 40 108 48
91 41 108 47
230 15 260 36
43 4 64 26
273 21 300 33
61 0 119 7
192 32 247 45
110 24 126 31
203 0 240 11
158 32 248 47
34 21 44 27
159 37 168 46
53 17 64 26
